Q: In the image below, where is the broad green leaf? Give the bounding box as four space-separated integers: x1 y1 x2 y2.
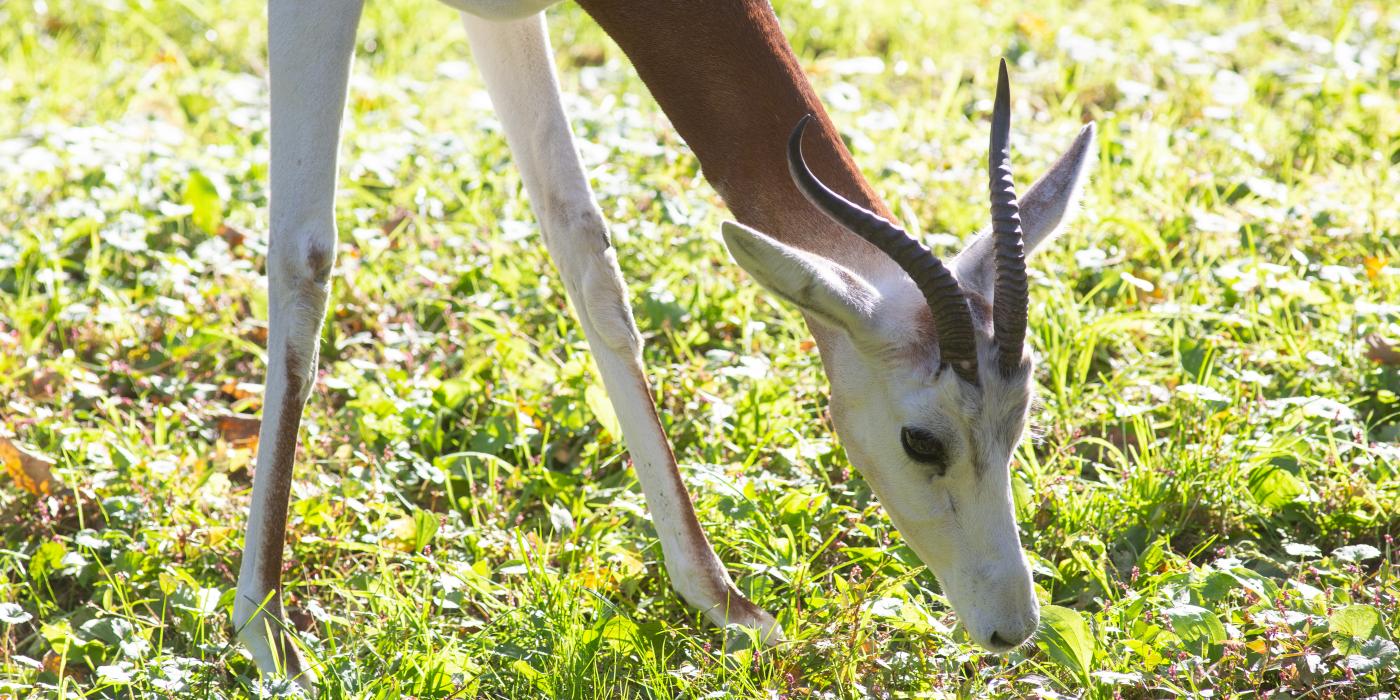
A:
28 540 66 579
1330 604 1384 654
1246 464 1308 511
1037 605 1095 681
1343 638 1399 673
1123 638 1167 670
1012 472 1033 516
435 378 473 410
1331 544 1382 563
1201 570 1242 602
1091 670 1143 686
1283 542 1322 558
0 603 32 625
1165 604 1226 647
183 170 225 235
96 664 133 684
601 615 640 646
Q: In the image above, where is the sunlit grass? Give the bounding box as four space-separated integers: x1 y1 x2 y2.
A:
1 0 1397 697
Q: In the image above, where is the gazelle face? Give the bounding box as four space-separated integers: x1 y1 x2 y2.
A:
817 302 1040 651
722 64 1095 652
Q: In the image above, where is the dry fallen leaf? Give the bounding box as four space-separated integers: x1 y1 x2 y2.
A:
1365 334 1400 366
1 437 59 496
220 380 264 404
42 649 87 682
216 414 262 448
380 206 413 238
216 414 261 472
218 223 248 249
240 319 269 346
29 367 60 400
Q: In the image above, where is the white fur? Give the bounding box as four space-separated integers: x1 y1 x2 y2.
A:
722 221 879 338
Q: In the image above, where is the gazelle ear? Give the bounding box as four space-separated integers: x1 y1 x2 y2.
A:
954 123 1097 297
722 220 880 337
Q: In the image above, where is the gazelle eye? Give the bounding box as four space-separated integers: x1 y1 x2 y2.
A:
900 426 948 475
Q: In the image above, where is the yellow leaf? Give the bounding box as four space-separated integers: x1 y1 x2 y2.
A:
1363 256 1386 282
1016 12 1051 41
386 516 417 552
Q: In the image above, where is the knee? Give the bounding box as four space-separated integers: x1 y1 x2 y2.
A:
541 206 641 358
580 247 642 359
270 224 337 294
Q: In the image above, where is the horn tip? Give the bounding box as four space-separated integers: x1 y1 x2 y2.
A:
794 113 814 135
789 113 815 153
995 60 1011 108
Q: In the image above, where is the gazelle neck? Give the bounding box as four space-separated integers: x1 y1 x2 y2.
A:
577 0 903 282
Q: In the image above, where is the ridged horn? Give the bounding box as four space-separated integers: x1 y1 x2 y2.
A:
786 114 979 382
990 59 1027 376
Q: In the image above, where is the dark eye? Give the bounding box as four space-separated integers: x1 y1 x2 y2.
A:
900 426 948 474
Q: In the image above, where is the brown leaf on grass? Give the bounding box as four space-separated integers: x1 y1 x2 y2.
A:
240 319 269 346
42 649 88 682
1365 334 1400 366
29 367 60 400
217 414 261 449
0 437 60 496
216 414 261 473
219 380 264 405
381 206 412 238
218 223 247 249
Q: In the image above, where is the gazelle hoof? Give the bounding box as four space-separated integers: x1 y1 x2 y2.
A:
701 588 785 646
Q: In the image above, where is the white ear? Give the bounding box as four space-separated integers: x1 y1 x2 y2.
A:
722 220 880 337
954 123 1097 297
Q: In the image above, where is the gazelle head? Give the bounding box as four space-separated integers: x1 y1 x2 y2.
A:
721 61 1095 651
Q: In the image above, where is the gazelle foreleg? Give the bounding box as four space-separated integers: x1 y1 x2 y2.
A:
233 0 365 688
459 11 782 643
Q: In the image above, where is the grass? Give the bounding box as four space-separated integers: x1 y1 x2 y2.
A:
1 0 1398 697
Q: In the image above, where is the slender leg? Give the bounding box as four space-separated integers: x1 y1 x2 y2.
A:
459 12 782 643
233 0 365 688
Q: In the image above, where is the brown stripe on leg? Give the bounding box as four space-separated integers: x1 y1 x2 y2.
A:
252 357 313 678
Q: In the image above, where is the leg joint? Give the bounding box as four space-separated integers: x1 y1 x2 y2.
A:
270 222 337 291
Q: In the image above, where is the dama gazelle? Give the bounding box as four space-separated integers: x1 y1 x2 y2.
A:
240 0 1096 686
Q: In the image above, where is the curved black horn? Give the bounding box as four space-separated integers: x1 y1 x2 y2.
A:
989 59 1028 376
787 114 979 382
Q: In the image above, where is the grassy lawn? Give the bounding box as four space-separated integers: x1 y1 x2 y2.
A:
2 0 1398 696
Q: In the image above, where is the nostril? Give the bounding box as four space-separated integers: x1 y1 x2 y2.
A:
987 629 1029 651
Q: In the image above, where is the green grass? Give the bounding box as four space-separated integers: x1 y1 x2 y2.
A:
2 0 1398 697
